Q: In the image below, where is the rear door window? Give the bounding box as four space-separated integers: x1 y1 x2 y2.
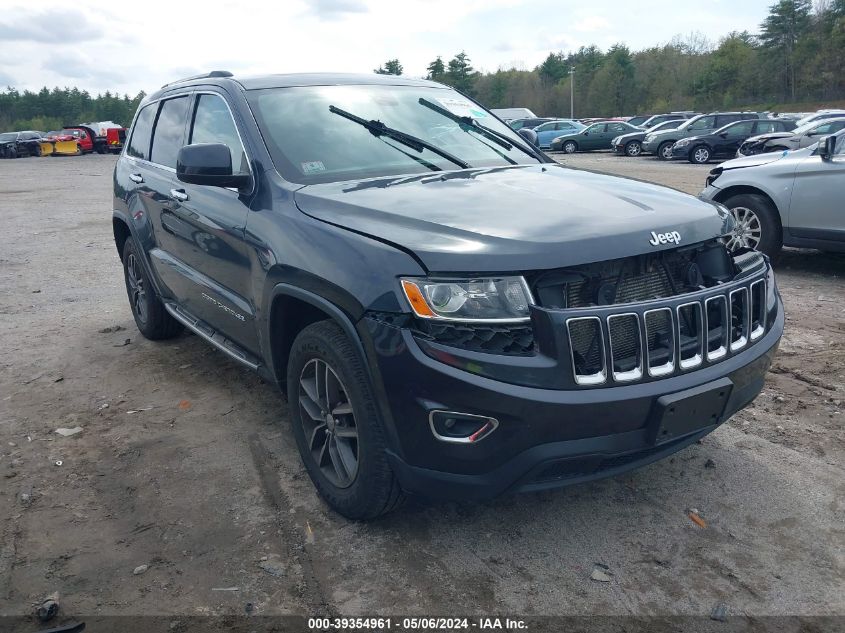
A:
189 94 250 175
127 104 157 160
150 96 190 169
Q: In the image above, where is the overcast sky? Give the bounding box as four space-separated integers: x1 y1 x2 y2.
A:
0 0 774 96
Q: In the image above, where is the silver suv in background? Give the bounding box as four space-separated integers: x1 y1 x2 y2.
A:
700 129 845 258
737 117 845 156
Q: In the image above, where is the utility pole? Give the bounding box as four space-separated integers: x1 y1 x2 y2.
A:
569 66 575 119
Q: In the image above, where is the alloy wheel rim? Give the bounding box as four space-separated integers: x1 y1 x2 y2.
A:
298 358 359 488
565 142 576 153
126 253 148 323
723 206 762 251
626 142 641 156
694 148 710 163
661 144 673 159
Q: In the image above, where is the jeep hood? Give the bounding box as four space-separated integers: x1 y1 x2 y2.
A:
294 165 731 272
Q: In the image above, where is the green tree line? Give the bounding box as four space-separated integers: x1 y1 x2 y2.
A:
378 0 845 117
0 87 145 132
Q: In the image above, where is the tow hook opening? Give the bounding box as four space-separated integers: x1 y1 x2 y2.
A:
429 411 499 444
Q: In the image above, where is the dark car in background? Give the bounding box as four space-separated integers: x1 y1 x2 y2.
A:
642 112 761 160
671 118 796 163
737 117 845 156
612 119 685 156
0 131 45 158
112 71 782 518
508 117 554 130
624 114 652 127
640 112 698 129
549 120 640 152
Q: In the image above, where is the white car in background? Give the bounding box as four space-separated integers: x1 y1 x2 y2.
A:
700 129 845 258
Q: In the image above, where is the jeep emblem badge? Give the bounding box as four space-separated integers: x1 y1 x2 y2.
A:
649 230 682 246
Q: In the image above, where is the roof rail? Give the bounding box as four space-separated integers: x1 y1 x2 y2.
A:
161 70 233 89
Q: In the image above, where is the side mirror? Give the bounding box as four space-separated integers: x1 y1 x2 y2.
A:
177 143 250 188
819 135 836 160
719 132 728 139
516 128 538 146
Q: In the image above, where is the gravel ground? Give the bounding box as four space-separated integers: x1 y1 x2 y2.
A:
0 153 842 624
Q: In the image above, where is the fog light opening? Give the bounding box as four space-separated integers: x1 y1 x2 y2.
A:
429 411 499 444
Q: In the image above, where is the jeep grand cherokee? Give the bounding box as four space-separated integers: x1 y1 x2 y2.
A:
113 72 783 519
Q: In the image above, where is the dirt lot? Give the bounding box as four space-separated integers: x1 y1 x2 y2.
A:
1 153 843 626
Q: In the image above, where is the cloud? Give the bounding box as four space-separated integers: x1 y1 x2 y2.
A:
0 8 103 42
574 15 610 32
306 0 369 19
41 50 127 85
0 70 16 88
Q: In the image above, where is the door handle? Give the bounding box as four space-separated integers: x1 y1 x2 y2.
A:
169 188 189 202
129 173 143 183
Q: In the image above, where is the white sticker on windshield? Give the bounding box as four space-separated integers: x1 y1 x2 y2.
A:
301 160 326 174
436 97 488 119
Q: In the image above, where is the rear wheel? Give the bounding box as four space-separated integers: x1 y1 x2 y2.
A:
287 320 404 520
121 237 183 340
657 141 674 161
722 193 782 259
690 145 711 164
624 140 642 157
562 141 578 154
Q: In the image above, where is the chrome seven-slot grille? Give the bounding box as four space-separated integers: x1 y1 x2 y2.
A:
565 270 768 386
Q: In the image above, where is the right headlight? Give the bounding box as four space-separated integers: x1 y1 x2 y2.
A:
644 134 655 142
400 277 533 322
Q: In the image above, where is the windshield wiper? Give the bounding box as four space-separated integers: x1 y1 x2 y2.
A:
418 98 546 162
328 105 470 169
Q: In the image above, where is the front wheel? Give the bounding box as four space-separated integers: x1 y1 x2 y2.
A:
657 141 674 161
562 141 577 154
624 140 642 157
689 145 711 164
287 320 404 520
721 193 782 259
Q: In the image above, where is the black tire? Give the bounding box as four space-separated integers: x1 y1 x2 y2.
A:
624 140 642 157
689 144 711 164
562 140 578 154
96 144 106 154
33 144 42 157
121 237 183 340
8 147 18 159
657 141 674 161
722 193 782 259
287 320 404 520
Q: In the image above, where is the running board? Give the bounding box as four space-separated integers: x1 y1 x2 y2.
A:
165 303 260 371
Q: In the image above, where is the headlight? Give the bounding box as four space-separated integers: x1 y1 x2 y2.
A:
644 135 655 142
611 137 620 145
401 277 533 322
674 138 690 147
551 136 563 143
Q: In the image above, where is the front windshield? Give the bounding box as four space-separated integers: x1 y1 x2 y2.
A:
247 84 541 184
0 132 18 141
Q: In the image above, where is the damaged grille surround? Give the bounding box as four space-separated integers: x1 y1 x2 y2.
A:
404 241 774 387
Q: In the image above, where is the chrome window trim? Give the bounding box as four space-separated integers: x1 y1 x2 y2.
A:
677 302 704 370
124 88 255 194
644 307 675 377
705 295 728 361
607 313 643 383
566 316 606 386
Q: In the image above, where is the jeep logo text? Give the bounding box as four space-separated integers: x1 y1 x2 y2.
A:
649 230 682 246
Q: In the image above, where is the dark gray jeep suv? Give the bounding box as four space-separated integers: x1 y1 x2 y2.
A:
113 72 783 519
